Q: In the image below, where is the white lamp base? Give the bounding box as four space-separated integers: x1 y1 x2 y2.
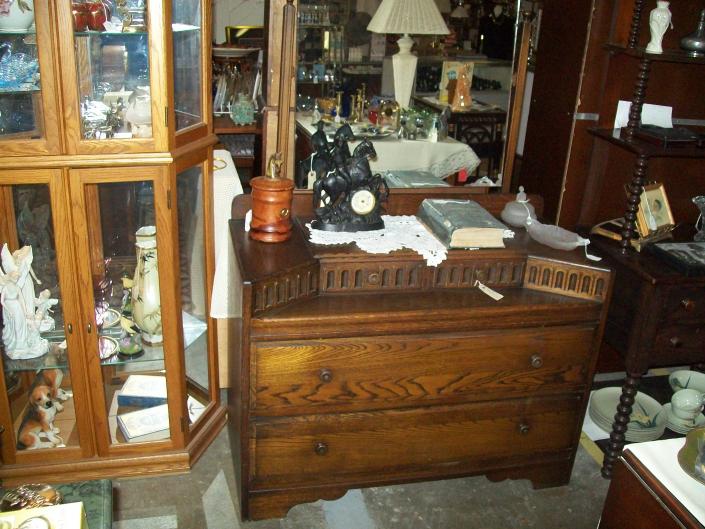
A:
392 34 417 109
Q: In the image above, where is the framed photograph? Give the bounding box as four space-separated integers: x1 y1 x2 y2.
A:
438 61 475 104
637 183 674 235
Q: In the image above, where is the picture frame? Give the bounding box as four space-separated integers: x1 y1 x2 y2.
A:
438 61 474 104
637 182 675 235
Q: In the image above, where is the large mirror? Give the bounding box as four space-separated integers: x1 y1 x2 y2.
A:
289 0 535 192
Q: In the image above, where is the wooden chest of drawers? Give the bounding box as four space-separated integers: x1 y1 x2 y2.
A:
229 193 612 520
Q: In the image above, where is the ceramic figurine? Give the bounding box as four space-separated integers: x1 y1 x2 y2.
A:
34 289 58 332
451 64 472 110
0 243 49 359
646 1 673 54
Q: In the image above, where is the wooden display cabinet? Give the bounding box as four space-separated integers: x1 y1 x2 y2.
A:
0 0 225 484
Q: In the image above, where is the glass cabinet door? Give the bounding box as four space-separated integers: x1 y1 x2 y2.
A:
0 177 83 460
175 164 212 430
171 0 204 133
0 2 60 154
57 0 166 153
72 0 152 140
71 171 174 447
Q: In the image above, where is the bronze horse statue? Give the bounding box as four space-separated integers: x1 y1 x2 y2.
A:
312 138 377 215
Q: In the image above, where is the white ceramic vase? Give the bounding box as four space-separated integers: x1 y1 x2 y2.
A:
131 232 162 345
646 1 672 54
0 0 35 32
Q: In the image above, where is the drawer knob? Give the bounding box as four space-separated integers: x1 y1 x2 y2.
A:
530 354 543 369
669 337 683 348
681 299 695 312
319 368 333 383
518 423 530 435
314 441 328 456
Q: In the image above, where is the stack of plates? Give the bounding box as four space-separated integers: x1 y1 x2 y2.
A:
589 387 666 442
663 403 705 434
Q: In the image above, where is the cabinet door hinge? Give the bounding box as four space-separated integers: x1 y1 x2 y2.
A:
167 189 172 210
165 106 169 127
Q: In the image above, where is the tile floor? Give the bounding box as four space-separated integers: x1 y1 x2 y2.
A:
113 425 611 529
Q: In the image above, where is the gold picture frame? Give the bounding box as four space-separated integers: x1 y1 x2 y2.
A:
636 182 675 236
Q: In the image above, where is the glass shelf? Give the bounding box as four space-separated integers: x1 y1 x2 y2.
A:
74 30 148 37
0 29 36 37
0 87 40 94
3 341 69 373
1 329 175 372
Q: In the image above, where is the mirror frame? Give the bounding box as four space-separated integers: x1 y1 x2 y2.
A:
261 0 532 191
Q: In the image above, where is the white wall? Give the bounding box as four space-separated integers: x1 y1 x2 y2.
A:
212 0 266 44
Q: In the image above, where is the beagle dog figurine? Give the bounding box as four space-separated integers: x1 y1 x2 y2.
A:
16 369 67 450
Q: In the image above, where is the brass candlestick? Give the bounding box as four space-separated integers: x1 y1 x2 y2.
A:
348 94 359 123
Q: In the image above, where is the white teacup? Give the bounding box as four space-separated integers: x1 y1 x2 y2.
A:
671 388 705 422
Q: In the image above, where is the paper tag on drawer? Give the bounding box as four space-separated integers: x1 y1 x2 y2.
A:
475 280 503 301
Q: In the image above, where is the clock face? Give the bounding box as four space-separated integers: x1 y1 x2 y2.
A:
350 189 376 215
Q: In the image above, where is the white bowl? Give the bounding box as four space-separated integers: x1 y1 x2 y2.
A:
669 370 705 395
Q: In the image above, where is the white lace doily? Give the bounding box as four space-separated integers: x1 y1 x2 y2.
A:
306 215 449 266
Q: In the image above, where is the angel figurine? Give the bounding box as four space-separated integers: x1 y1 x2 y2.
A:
0 243 49 359
34 289 58 333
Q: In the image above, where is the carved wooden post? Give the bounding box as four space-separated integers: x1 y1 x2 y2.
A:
602 374 641 478
620 153 648 253
625 58 651 139
628 0 646 48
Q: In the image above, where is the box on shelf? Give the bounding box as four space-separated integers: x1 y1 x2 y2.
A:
116 404 170 443
117 374 167 408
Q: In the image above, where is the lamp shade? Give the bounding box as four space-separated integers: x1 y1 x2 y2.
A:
450 5 469 18
367 0 449 35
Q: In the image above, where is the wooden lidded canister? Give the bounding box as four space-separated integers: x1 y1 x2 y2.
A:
249 174 295 243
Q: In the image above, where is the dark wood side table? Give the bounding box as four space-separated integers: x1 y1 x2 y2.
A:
598 440 704 529
412 96 506 183
590 236 705 478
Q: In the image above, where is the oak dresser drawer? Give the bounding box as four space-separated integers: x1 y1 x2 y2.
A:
253 326 597 415
252 396 580 488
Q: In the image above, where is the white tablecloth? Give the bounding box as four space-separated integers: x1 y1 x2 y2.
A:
296 114 480 179
625 438 705 524
210 149 243 318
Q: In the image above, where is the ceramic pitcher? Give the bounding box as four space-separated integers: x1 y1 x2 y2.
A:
131 228 162 344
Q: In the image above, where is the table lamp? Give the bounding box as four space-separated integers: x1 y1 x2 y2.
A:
368 0 449 108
